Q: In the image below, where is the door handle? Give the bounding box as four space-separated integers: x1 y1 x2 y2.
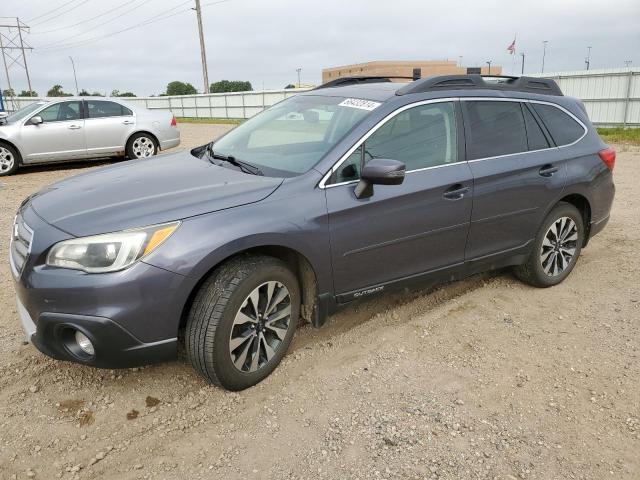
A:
122 120 134 125
68 125 82 130
443 184 470 200
539 164 559 177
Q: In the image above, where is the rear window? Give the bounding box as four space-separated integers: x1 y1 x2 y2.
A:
531 103 585 146
462 101 528 160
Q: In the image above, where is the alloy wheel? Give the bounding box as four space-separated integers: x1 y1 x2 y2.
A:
229 281 292 373
540 216 578 276
132 137 155 158
0 146 15 173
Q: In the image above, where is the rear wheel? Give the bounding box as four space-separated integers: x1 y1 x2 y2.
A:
0 143 19 176
514 202 584 287
126 133 157 159
185 255 300 391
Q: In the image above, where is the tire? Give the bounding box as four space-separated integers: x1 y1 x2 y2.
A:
0 143 20 176
185 255 300 391
125 133 157 159
514 202 584 288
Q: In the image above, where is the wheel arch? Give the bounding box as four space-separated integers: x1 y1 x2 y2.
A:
557 193 592 246
0 138 23 163
178 244 320 333
126 130 160 151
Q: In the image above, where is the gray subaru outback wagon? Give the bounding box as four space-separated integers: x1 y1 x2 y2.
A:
11 75 615 390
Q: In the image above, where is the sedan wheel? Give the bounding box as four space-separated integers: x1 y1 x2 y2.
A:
0 145 19 176
131 136 156 158
540 216 578 276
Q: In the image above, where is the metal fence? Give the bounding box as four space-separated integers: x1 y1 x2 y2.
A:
531 68 639 127
6 88 310 119
4 69 639 126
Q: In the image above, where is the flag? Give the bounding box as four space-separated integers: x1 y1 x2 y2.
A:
507 38 516 55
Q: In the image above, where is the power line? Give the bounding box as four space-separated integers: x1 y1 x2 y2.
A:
29 0 137 35
36 0 159 48
26 0 80 23
30 0 93 27
37 0 194 51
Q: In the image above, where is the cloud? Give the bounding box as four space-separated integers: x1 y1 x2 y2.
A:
3 0 639 96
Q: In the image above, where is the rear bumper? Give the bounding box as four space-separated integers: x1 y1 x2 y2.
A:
17 295 177 368
589 214 610 241
159 136 180 150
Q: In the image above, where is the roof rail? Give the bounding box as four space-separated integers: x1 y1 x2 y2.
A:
396 74 563 96
315 76 413 90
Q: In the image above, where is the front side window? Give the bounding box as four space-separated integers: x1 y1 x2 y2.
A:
531 103 585 146
462 101 528 160
37 101 82 123
331 102 458 184
211 95 371 176
86 100 131 118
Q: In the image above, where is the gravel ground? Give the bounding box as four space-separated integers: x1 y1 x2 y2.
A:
0 124 638 480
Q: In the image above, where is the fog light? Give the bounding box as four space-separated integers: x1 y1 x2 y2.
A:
74 331 95 356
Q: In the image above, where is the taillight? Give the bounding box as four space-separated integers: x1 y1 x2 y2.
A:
170 116 177 127
598 147 616 171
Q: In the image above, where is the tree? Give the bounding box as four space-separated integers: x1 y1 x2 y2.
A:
2 88 15 97
209 80 253 93
18 90 38 97
47 84 73 97
284 84 296 89
165 81 197 96
110 89 136 97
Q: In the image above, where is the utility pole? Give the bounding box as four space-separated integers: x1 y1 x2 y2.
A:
486 60 492 75
520 53 525 74
69 56 79 95
541 40 548 73
193 0 210 94
585 46 592 71
0 17 33 107
296 67 301 88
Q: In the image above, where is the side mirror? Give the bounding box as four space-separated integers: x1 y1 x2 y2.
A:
29 115 43 125
354 158 405 199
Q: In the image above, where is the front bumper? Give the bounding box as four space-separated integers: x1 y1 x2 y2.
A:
12 205 197 368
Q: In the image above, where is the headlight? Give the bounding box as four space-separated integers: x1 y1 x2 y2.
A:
46 222 179 273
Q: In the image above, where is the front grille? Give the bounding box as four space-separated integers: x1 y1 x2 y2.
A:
10 213 33 277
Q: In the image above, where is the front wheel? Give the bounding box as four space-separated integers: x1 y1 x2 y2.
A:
185 255 300 391
514 202 584 287
0 143 20 176
126 133 157 159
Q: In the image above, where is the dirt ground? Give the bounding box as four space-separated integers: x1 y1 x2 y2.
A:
0 124 638 480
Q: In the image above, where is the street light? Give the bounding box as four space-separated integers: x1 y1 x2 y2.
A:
520 53 525 74
69 56 79 96
296 67 302 88
585 46 592 71
486 61 492 75
541 40 548 73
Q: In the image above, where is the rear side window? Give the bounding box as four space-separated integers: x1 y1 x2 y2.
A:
86 100 131 118
522 105 550 150
531 103 585 146
462 101 528 160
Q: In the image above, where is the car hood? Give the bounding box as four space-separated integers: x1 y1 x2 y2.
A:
29 151 284 236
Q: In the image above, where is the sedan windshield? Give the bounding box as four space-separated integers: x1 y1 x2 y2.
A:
5 102 46 123
210 95 374 176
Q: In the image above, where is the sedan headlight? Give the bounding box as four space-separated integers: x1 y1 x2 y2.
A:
46 222 179 273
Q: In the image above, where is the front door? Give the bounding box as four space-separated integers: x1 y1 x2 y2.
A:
325 100 473 296
21 101 85 163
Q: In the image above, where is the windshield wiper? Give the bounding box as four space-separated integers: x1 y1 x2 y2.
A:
206 143 263 176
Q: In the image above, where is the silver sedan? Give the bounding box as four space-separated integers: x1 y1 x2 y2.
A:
0 98 180 176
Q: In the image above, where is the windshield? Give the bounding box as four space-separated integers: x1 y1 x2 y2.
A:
5 102 46 123
211 95 374 176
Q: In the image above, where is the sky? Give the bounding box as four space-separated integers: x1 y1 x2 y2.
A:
1 0 639 97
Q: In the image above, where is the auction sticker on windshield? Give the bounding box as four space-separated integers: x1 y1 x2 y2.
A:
339 98 381 111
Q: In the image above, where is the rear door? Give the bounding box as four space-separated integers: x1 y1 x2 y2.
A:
84 100 135 157
462 99 567 260
325 100 473 296
20 101 85 162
